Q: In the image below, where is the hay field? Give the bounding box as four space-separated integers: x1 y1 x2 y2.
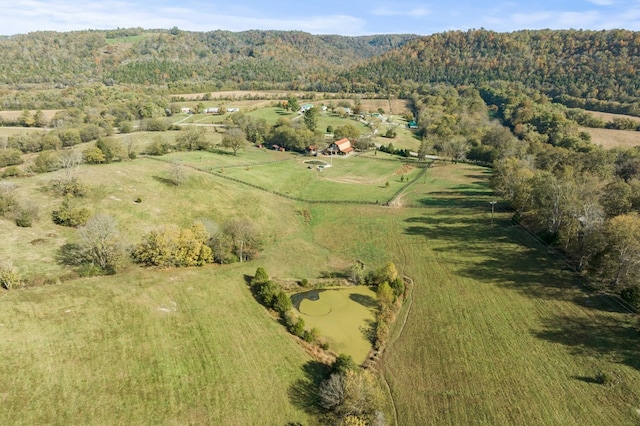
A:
582 127 640 149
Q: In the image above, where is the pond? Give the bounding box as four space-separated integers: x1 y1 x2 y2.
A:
291 286 378 363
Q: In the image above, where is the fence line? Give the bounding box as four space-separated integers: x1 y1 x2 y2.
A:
141 155 383 206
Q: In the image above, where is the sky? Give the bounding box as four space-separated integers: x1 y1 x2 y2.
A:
1 0 640 36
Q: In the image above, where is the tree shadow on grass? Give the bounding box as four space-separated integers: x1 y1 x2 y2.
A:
534 314 640 372
403 210 621 308
152 175 182 186
572 375 601 384
288 360 331 415
403 206 640 371
206 147 236 156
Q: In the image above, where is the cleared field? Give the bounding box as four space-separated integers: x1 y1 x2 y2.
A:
0 110 60 122
587 110 640 123
246 106 297 124
0 126 49 138
330 98 410 115
3 152 640 425
582 126 640 149
0 265 315 425
308 164 640 425
292 286 378 363
217 155 422 202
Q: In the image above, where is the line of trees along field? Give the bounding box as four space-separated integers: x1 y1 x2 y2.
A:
416 83 640 308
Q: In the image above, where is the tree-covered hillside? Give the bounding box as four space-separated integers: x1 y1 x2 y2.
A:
0 28 416 90
344 29 640 106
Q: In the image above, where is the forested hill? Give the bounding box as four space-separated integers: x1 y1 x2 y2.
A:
344 29 640 105
0 28 416 90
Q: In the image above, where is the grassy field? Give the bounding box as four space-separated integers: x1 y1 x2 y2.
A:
587 110 640 124
2 147 640 425
292 286 378 363
307 163 640 425
0 265 316 425
215 154 423 203
582 126 640 149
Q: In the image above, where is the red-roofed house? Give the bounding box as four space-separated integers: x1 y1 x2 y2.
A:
326 138 354 156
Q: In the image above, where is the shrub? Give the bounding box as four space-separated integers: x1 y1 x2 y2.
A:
620 285 640 309
0 148 24 167
331 354 358 375
284 309 306 337
0 262 21 290
390 276 405 297
145 139 170 155
57 128 82 147
118 121 133 134
32 151 62 173
79 124 104 143
52 196 91 227
0 185 18 217
50 177 88 197
2 166 21 178
300 278 309 287
131 222 213 267
273 291 293 314
83 146 106 164
255 280 279 307
14 202 39 227
303 327 320 343
134 197 142 203
253 266 269 284
141 118 169 132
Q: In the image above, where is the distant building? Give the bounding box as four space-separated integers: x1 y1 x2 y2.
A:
326 138 354 155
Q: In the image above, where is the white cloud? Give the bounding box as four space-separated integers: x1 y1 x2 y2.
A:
587 0 617 5
372 7 431 17
0 1 366 35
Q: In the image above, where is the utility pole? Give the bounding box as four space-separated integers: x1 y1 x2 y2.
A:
490 200 497 227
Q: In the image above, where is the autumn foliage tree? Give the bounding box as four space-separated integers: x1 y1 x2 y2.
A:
131 222 213 267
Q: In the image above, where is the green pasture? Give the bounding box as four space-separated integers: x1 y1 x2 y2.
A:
0 265 315 425
218 155 422 202
307 163 640 425
0 127 48 137
1 154 310 280
292 286 378 363
247 106 296 124
2 150 640 425
396 161 494 208
317 113 370 134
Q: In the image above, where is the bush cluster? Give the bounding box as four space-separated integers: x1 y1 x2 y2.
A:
131 222 213 267
251 267 309 340
49 176 89 197
52 196 91 227
0 262 22 290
